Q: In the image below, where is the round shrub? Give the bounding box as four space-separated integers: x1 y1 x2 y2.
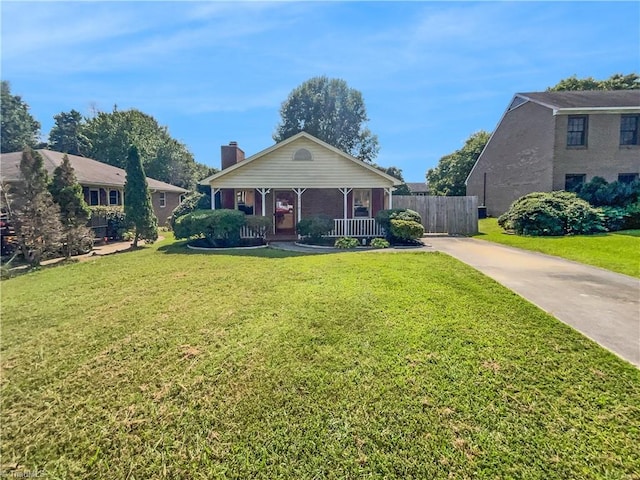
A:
170 192 211 229
296 215 334 241
498 191 604 236
389 219 425 241
334 237 359 249
375 208 423 244
370 238 390 249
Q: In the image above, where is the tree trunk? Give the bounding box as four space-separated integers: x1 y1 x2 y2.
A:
132 230 139 248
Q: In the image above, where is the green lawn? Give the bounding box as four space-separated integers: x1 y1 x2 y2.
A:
476 218 640 278
1 236 639 479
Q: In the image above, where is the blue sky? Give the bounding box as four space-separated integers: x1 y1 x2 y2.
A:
2 1 638 182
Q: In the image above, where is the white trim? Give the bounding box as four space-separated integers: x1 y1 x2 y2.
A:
292 188 306 223
210 188 220 210
256 188 271 217
338 188 352 220
553 106 640 115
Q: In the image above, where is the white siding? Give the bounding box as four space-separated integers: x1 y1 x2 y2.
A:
211 137 395 188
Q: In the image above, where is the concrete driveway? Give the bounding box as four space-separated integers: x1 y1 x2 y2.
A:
423 236 640 367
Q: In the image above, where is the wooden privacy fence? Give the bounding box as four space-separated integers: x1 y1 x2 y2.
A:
393 196 478 235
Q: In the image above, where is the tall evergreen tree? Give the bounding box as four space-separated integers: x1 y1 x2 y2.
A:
124 145 158 248
48 110 90 156
49 154 92 257
13 148 62 266
1 81 41 153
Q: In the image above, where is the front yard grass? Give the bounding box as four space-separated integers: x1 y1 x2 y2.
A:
1 235 639 479
476 218 640 278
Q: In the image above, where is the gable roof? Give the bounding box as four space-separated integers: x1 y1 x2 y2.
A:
515 90 640 113
199 132 401 187
406 182 428 193
0 149 187 193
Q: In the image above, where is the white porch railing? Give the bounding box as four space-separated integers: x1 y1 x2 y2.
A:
327 218 385 238
240 226 258 238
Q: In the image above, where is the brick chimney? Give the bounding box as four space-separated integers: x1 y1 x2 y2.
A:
221 141 245 169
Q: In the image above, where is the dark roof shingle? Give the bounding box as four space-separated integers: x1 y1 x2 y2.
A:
518 90 640 109
0 149 187 193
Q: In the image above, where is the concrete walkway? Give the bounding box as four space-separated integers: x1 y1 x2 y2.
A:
423 236 640 367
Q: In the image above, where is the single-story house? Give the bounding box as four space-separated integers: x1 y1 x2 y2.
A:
0 149 188 225
406 182 429 196
199 132 402 238
466 90 640 216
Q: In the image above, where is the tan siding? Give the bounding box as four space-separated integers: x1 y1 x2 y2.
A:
553 114 640 189
467 102 555 216
211 138 394 189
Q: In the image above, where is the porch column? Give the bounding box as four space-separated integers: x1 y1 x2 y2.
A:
338 188 352 236
210 188 220 210
292 188 306 222
256 188 271 217
385 187 395 209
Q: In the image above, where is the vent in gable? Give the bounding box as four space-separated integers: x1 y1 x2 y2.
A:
293 148 313 161
508 96 528 111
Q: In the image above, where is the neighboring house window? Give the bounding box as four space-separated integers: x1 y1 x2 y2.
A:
565 174 586 191
620 115 639 146
89 189 100 206
159 192 166 208
567 115 588 147
109 189 120 206
618 173 639 184
179 194 186 203
353 189 371 217
235 189 254 215
293 148 313 161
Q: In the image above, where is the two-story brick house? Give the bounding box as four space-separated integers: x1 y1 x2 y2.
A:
466 90 640 216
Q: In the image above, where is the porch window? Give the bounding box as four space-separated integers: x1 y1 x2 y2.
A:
235 189 254 215
109 189 121 206
159 192 166 208
89 189 100 206
353 189 371 217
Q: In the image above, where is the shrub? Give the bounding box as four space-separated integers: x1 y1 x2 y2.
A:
174 209 246 247
572 176 640 207
170 192 210 228
334 237 359 249
375 208 423 244
370 238 390 249
599 206 628 232
390 219 425 241
498 191 604 236
296 215 334 242
245 216 272 238
622 202 640 230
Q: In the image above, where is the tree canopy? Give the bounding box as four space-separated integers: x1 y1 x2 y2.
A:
426 131 490 196
1 81 41 153
48 109 90 156
46 106 216 189
547 73 639 91
273 76 379 162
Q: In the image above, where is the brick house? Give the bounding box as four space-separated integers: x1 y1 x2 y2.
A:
0 149 188 226
466 90 640 216
199 132 401 238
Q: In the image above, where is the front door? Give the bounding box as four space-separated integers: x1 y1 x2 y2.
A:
274 190 296 234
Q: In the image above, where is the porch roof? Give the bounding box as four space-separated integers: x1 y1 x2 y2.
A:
200 132 401 189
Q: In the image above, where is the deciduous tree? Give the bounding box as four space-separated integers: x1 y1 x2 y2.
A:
1 81 41 153
427 131 490 196
124 145 158 248
547 73 639 91
274 76 379 162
